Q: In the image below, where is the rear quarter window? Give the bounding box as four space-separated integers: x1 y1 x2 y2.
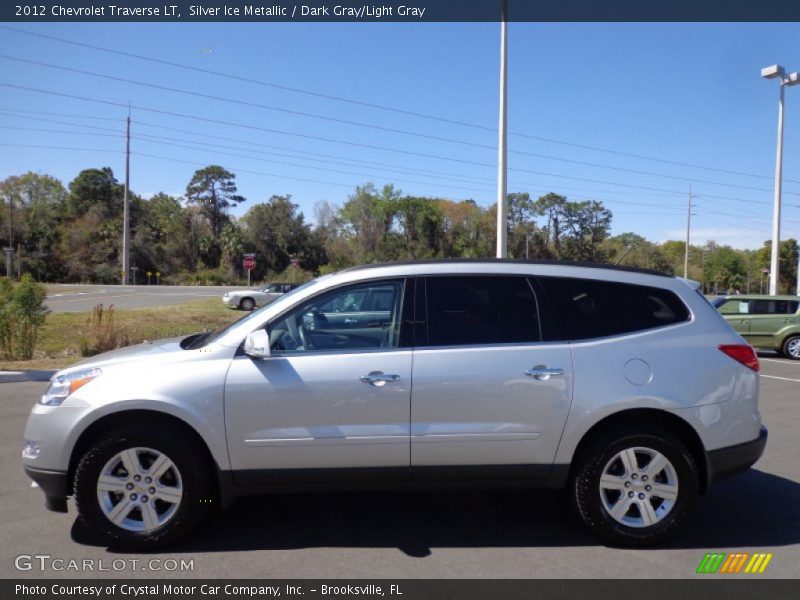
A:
537 276 690 341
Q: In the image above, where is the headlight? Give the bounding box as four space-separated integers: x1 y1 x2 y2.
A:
40 368 102 406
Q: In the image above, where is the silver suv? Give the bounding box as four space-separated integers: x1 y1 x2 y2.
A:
22 261 767 548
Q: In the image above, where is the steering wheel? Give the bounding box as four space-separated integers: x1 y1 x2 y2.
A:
298 323 314 351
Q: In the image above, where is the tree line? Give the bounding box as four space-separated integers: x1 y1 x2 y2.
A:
0 165 797 294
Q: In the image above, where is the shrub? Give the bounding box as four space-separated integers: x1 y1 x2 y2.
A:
80 303 129 357
2 275 50 360
0 278 13 359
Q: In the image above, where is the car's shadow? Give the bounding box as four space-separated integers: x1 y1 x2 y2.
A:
72 469 799 556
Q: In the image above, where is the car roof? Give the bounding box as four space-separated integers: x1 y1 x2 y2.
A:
340 259 670 278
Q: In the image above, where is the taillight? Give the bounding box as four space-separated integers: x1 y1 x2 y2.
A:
718 344 760 372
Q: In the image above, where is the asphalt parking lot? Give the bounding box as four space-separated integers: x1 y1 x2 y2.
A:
0 356 797 579
45 285 243 313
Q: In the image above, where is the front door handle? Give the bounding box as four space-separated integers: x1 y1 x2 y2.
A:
524 365 565 381
360 371 401 386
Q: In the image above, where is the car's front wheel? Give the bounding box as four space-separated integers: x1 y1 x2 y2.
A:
74 423 214 549
239 297 255 311
782 334 800 360
573 427 698 546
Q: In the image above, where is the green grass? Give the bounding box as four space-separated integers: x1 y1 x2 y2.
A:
0 298 242 371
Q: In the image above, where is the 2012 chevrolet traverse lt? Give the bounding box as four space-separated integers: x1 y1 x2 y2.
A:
22 260 767 548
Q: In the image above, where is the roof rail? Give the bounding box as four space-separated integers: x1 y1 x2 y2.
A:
339 258 671 278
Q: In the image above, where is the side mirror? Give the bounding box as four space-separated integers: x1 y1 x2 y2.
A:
243 329 271 359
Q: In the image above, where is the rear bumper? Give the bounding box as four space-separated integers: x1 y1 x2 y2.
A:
707 425 767 486
24 466 68 513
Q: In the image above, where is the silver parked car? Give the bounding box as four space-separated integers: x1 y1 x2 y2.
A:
222 282 298 311
22 260 766 548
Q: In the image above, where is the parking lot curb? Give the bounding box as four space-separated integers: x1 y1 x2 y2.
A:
0 370 55 384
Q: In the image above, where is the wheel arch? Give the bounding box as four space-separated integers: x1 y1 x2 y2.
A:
780 331 800 358
68 409 222 501
568 408 710 494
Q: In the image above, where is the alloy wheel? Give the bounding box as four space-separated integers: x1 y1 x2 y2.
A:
96 447 183 532
599 446 679 528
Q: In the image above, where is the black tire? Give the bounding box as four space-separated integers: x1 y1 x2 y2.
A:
240 297 255 311
572 426 698 547
781 334 800 360
74 423 215 549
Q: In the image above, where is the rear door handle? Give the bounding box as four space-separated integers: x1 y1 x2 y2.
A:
360 372 400 386
524 366 565 381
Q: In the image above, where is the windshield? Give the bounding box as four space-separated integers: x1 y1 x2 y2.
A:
261 283 280 292
194 276 327 348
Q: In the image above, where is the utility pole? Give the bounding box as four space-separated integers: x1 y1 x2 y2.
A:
122 103 131 285
684 185 694 278
4 192 12 279
495 0 508 259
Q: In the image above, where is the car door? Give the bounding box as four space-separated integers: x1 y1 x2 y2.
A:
716 298 751 337
410 275 573 479
748 299 799 348
224 278 413 484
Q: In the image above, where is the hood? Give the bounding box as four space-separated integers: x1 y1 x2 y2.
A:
66 336 188 372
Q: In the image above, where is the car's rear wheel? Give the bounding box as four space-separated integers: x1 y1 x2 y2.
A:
573 426 698 546
782 335 800 360
239 297 255 311
74 423 215 549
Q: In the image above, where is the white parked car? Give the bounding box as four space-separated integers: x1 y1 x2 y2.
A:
222 282 299 311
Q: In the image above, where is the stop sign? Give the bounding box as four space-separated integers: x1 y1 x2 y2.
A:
243 256 256 271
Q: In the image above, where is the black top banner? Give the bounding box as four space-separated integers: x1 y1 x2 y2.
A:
3 0 800 22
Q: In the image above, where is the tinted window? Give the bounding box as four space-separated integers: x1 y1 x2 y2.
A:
270 280 404 353
750 299 799 315
538 277 690 340
425 276 540 346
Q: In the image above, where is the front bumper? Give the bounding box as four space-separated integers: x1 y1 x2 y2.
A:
24 466 68 513
707 425 767 485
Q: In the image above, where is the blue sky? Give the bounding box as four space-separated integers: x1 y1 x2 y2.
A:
1 22 800 249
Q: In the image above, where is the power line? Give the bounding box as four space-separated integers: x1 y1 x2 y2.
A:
133 136 497 195
3 24 797 185
0 142 123 153
0 108 687 197
2 82 796 211
2 53 798 197
0 106 124 121
0 124 122 137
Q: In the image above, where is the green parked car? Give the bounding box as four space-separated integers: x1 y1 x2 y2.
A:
712 295 800 359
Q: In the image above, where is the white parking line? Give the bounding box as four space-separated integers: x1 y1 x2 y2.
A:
760 358 800 367
761 374 800 383
46 293 148 303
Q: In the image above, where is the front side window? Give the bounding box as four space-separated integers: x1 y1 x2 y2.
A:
269 280 405 354
538 277 690 340
424 276 541 347
716 299 750 315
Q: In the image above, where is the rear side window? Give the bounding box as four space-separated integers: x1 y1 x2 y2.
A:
538 277 690 340
424 276 540 346
750 299 799 315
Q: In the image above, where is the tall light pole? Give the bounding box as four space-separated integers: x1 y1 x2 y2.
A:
762 65 800 295
495 0 508 259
